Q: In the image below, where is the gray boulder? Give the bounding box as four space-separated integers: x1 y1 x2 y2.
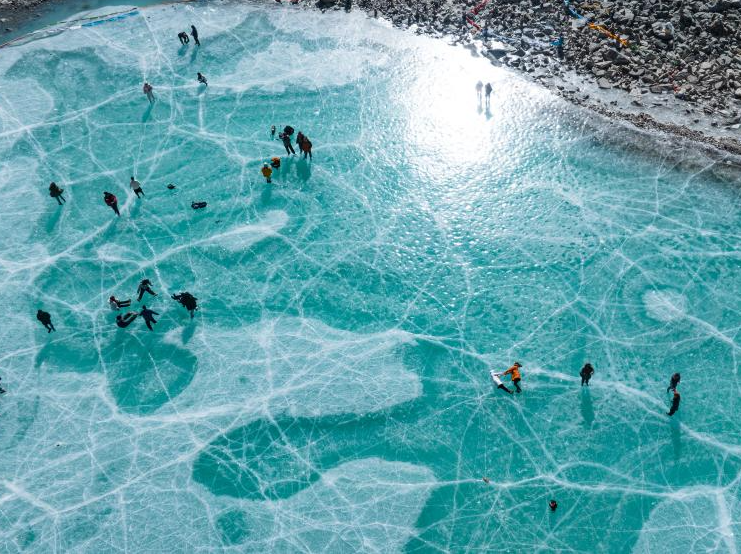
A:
652 21 675 41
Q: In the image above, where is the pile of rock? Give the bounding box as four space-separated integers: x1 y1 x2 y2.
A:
339 0 741 128
562 0 741 110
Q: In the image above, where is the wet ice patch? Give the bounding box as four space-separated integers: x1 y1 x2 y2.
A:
223 42 388 93
0 157 43 251
235 458 436 551
644 290 687 322
202 210 288 251
160 315 420 418
633 492 740 554
0 80 53 150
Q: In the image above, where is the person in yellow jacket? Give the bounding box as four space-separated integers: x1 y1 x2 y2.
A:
261 162 272 183
503 362 522 393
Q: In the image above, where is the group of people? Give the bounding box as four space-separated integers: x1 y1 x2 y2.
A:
261 125 314 183
274 125 313 157
36 279 198 338
177 25 200 46
489 362 522 394
143 25 202 104
491 361 681 416
109 280 197 330
101 177 144 217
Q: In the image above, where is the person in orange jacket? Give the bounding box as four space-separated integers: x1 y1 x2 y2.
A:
261 162 273 183
503 362 522 393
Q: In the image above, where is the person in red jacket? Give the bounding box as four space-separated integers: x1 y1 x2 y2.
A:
103 191 120 216
503 362 522 393
300 136 313 160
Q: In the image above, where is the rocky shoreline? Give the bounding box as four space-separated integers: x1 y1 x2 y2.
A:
0 0 48 37
3 0 741 158
323 0 741 158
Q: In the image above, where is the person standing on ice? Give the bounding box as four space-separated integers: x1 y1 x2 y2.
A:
667 372 680 392
271 125 276 139
300 136 313 160
49 182 66 205
580 363 594 386
489 370 513 394
143 82 155 103
140 306 159 331
190 25 200 46
475 80 483 101
503 362 522 393
261 162 273 183
130 176 144 198
178 31 189 45
197 72 208 86
103 191 120 216
137 279 157 301
36 309 55 332
667 389 680 416
279 132 296 155
484 82 493 107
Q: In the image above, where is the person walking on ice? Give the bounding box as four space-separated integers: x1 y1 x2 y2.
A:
104 192 120 216
36 309 55 332
261 162 273 183
490 370 513 394
190 25 200 46
143 82 155 103
580 363 594 386
49 182 66 205
667 389 680 416
503 362 522 393
140 306 159 331
475 80 483 101
484 82 493 107
137 279 157 301
667 372 680 392
130 176 144 198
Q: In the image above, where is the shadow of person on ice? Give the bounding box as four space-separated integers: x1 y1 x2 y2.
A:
142 103 154 123
296 158 311 182
45 204 63 233
580 388 595 428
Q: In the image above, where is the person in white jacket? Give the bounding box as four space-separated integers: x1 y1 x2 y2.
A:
130 176 144 198
490 370 513 394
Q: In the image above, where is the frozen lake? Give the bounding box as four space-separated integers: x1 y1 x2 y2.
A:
1 2 741 552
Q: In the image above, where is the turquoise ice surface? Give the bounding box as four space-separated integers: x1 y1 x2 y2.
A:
1 2 741 552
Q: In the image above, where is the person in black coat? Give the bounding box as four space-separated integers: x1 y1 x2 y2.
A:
36 309 55 332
